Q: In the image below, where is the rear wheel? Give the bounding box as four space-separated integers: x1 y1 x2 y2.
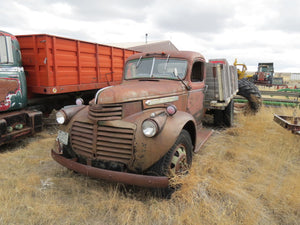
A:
214 99 234 127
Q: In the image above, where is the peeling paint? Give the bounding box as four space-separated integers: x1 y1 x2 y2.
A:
0 78 22 111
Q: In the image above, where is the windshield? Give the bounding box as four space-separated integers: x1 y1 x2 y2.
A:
259 66 268 72
124 57 188 80
259 65 273 72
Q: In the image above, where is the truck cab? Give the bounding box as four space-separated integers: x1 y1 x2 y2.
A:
0 31 42 145
254 62 274 85
0 31 27 111
52 51 237 188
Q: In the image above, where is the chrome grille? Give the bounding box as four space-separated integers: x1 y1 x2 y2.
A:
71 121 133 164
88 104 122 121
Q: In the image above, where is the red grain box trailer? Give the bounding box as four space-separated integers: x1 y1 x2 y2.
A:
16 34 138 97
0 31 138 145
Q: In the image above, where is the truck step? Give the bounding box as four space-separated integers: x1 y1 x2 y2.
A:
194 128 213 153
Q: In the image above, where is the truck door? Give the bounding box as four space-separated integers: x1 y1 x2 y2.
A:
0 34 27 112
187 61 205 125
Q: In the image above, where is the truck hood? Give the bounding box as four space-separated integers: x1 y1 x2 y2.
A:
95 80 186 104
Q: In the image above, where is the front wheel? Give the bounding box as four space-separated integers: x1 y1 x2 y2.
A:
147 130 193 177
147 130 193 198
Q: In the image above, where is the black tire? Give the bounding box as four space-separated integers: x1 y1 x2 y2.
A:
147 130 193 198
224 99 234 126
214 99 234 127
147 130 193 177
237 78 262 112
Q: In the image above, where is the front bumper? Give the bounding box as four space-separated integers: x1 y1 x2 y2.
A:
51 150 169 188
0 110 42 146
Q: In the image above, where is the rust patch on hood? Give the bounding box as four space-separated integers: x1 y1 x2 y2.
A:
96 80 185 104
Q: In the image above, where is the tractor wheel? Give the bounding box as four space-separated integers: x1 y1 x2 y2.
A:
214 99 234 127
237 78 262 113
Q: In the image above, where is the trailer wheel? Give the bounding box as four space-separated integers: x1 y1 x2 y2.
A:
237 78 262 113
214 99 234 127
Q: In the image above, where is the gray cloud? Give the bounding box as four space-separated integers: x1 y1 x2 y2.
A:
270 2 300 33
150 1 234 34
1 0 299 72
60 0 151 22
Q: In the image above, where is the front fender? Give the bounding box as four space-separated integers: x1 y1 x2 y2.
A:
57 105 89 133
125 109 196 172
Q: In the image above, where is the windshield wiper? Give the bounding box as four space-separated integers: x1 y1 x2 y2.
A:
150 58 156 78
136 56 142 68
164 54 170 70
138 78 159 82
173 68 191 90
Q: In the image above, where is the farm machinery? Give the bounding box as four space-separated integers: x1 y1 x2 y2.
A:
273 89 300 135
252 62 284 86
233 59 262 112
252 62 274 85
274 114 300 135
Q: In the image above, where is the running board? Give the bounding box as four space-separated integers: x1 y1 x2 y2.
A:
194 127 214 153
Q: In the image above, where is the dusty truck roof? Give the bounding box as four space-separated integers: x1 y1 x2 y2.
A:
126 50 206 61
110 40 178 52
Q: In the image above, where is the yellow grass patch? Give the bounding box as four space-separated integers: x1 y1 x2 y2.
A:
0 106 299 224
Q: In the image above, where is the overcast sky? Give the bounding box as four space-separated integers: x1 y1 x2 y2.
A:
1 0 300 72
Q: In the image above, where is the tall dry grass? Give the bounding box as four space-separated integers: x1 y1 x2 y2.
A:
0 106 299 225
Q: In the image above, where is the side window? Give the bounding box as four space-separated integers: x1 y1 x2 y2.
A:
191 61 204 82
0 36 14 64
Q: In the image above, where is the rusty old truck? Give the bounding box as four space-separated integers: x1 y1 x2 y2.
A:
51 51 238 188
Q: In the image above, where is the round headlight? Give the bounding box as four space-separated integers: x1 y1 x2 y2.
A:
142 119 158 137
56 111 66 124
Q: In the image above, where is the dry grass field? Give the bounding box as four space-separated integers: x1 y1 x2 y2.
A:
0 106 299 225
